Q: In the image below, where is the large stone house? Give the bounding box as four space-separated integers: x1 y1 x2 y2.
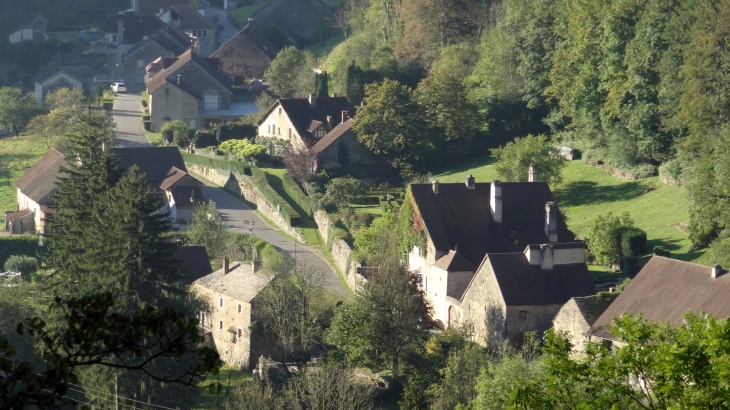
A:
34 69 84 105
407 170 595 347
8 14 47 44
589 257 730 346
210 19 278 79
147 48 243 130
159 5 215 57
122 24 192 92
192 260 276 369
552 295 613 354
310 117 381 170
257 94 354 151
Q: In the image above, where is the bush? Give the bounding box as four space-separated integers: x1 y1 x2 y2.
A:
4 255 38 281
142 114 150 121
161 120 195 147
653 246 671 257
215 121 256 143
0 237 41 270
620 227 647 258
143 120 151 131
195 130 217 148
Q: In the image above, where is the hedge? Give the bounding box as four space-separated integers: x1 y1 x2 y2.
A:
142 114 151 121
281 172 312 215
621 227 647 258
0 236 42 268
143 120 151 131
181 153 301 227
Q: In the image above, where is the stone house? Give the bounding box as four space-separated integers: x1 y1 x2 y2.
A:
159 5 215 57
192 260 276 369
407 169 595 346
147 49 241 130
122 24 192 92
552 295 613 354
8 14 47 44
310 118 382 170
158 166 205 223
34 69 84 106
209 19 278 80
589 257 730 345
7 149 67 234
257 94 354 151
105 12 165 47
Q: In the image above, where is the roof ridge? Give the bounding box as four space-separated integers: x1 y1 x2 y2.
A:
652 255 718 270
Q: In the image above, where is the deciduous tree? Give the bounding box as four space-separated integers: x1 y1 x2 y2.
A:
0 87 42 135
491 134 566 185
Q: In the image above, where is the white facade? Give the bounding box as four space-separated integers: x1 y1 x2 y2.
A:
257 103 307 150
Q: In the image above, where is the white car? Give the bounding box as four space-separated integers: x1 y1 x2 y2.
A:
111 82 126 93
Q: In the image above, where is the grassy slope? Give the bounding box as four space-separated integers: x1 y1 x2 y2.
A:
308 32 345 58
436 157 701 264
259 167 321 245
0 134 48 214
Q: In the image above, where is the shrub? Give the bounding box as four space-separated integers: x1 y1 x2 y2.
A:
143 120 151 131
161 120 195 148
4 255 38 281
215 121 256 142
620 227 647 258
282 172 312 215
195 130 217 148
653 246 671 257
219 139 267 162
0 237 41 271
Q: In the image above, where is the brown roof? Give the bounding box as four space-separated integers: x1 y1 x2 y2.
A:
5 209 33 223
104 12 165 43
110 147 187 188
159 166 189 189
211 24 279 61
147 48 232 96
260 97 355 146
589 256 730 341
167 5 214 30
434 249 475 271
139 0 190 17
410 181 573 268
174 245 212 283
169 185 204 208
311 118 353 154
481 253 595 306
15 149 67 205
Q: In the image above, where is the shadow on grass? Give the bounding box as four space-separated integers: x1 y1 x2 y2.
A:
262 170 321 244
435 156 496 178
554 180 644 208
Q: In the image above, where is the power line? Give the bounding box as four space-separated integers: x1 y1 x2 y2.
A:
66 386 138 410
65 382 178 410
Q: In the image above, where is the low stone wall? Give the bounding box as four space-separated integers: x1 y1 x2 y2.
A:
314 211 366 292
186 164 305 243
584 159 656 180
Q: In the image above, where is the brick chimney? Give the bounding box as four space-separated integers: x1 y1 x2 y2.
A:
712 264 723 278
490 180 502 222
528 163 538 182
224 257 229 275
247 17 254 27
432 180 439 194
308 93 316 107
341 110 349 123
545 202 558 242
326 115 332 129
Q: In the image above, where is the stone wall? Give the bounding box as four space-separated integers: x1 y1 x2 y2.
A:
314 210 366 292
186 163 305 242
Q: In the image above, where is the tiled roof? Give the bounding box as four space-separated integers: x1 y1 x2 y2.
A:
159 166 189 189
139 0 189 17
174 245 212 283
210 24 279 61
193 261 274 302
168 5 214 30
104 13 165 43
4 209 33 223
110 147 187 188
35 68 83 85
589 256 730 341
169 185 204 208
15 149 67 204
147 48 232 96
125 26 190 60
485 253 595 306
311 118 352 154
434 249 475 272
263 97 354 146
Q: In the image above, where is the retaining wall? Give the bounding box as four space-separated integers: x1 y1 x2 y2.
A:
314 211 366 292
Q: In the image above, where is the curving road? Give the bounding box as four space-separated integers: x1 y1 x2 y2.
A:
112 93 151 147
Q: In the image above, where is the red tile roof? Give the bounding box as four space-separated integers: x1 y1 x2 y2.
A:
4 209 33 223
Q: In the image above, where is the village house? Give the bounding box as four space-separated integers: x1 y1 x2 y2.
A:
34 69 84 105
146 48 249 130
122 24 192 92
257 94 355 151
310 117 381 170
552 295 613 354
406 166 595 347
209 18 278 80
8 14 47 44
158 5 215 57
588 257 730 347
192 259 276 369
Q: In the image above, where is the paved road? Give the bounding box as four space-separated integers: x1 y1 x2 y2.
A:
113 93 151 147
205 7 238 45
196 178 348 297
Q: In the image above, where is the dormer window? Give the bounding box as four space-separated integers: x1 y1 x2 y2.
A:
315 129 325 138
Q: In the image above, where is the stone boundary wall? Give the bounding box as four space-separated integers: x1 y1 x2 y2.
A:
186 163 305 243
584 159 656 181
314 211 367 292
659 174 687 187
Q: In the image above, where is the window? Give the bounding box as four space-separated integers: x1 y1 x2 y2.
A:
278 126 281 135
199 311 206 327
268 124 271 133
189 119 196 128
519 310 527 320
137 59 144 69
278 107 282 115
238 327 242 338
219 296 223 308
204 95 219 110
137 74 144 84
288 128 291 139
200 30 207 37
237 304 241 313
219 321 223 330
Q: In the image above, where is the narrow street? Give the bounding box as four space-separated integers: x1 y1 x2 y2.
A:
112 93 150 147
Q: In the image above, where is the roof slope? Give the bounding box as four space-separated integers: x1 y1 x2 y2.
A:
104 13 164 43
110 147 187 188
168 5 214 29
589 256 730 340
139 0 190 17
487 253 595 306
35 68 83 84
159 166 189 189
434 249 475 271
174 245 212 283
274 97 354 146
15 149 67 204
311 118 353 154
571 296 614 326
5 209 33 223
193 262 274 302
211 24 279 61
125 25 191 59
147 48 232 96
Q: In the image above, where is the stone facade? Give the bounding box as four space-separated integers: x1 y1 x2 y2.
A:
316 129 380 170
505 304 563 345
458 260 507 348
124 42 175 93
15 188 51 234
150 82 201 130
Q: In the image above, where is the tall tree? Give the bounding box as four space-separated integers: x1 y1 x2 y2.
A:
0 87 42 135
491 134 566 185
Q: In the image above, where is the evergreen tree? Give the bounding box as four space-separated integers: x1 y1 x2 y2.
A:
315 71 329 98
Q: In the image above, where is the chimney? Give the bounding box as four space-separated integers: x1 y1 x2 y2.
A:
528 163 538 182
247 17 254 26
360 100 365 106
341 110 349 123
177 74 181 85
540 244 554 270
326 115 332 129
432 180 439 194
465 174 475 190
224 257 230 275
712 264 723 279
331 93 337 97
308 93 317 107
545 202 558 242
490 180 502 222
117 19 124 44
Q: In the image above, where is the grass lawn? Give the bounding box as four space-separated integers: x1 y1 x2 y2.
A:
308 32 345 58
0 133 48 214
259 167 321 246
436 157 702 263
228 1 269 24
193 367 252 409
145 131 163 146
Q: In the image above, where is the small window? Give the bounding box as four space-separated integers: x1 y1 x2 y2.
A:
278 107 282 115
219 321 223 329
268 124 271 133
137 59 144 69
278 127 281 135
199 311 206 327
238 327 242 338
137 74 144 84
237 304 241 313
288 128 291 139
200 30 207 37
470 324 475 334
219 296 223 308
519 310 527 320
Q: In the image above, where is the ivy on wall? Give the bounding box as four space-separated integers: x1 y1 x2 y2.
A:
395 186 427 257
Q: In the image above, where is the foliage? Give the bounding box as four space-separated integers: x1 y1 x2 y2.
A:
587 212 637 266
491 134 566 185
314 71 329 98
354 210 397 264
394 187 428 257
265 47 315 98
220 139 268 162
282 146 319 184
0 87 42 135
43 87 85 111
324 177 365 211
281 171 313 215
161 120 195 147
216 121 256 143
258 24 291 50
427 342 491 410
620 227 648 259
0 237 41 271
3 255 38 281
256 135 291 157
187 201 229 259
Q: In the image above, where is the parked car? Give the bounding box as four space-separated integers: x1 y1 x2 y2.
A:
111 82 126 93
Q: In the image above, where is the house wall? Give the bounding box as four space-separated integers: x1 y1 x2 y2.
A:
8 30 23 44
150 83 200 131
16 189 43 233
505 304 563 345
552 299 591 355
215 34 273 78
187 30 215 57
318 130 380 169
192 283 255 368
258 103 308 151
459 260 508 349
37 74 84 105
124 43 174 93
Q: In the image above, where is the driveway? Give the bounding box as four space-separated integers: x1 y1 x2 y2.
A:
112 93 150 147
205 7 238 45
197 179 348 297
